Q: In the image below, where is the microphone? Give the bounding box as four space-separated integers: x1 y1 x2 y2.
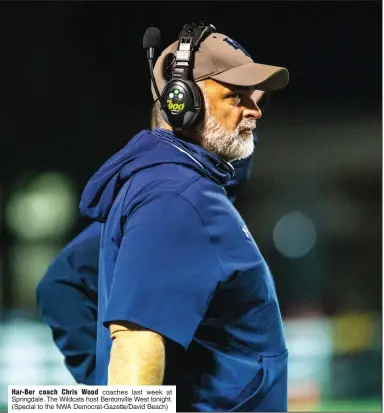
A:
143 27 161 57
143 27 165 109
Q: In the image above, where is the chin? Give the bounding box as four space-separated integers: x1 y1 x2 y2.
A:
228 133 255 161
199 122 255 162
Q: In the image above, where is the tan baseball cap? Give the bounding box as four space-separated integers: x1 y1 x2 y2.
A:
152 32 289 101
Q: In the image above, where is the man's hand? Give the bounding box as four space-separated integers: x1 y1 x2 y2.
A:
108 322 165 385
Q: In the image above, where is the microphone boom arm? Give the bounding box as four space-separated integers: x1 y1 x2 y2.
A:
147 51 166 111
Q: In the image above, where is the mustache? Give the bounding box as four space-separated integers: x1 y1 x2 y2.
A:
238 119 257 131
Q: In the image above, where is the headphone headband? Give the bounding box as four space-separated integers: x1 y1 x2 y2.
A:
160 22 217 131
172 22 216 81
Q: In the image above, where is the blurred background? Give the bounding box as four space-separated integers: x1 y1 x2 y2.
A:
0 1 382 411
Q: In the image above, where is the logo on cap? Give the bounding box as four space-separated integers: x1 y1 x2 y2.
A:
223 37 251 57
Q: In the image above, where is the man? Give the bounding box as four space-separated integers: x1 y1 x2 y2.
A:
43 26 289 411
80 27 289 411
36 126 261 386
36 87 270 385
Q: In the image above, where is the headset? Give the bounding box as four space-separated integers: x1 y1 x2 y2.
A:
143 22 216 132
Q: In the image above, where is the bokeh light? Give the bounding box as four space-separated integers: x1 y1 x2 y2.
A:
273 211 317 258
6 172 77 241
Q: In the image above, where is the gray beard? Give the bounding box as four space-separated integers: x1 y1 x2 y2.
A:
197 103 256 162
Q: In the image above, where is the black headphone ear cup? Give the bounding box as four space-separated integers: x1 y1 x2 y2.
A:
187 80 203 111
160 79 204 130
159 81 173 126
183 79 204 126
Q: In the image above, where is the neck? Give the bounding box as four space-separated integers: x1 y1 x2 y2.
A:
160 123 172 132
158 123 201 145
179 127 201 144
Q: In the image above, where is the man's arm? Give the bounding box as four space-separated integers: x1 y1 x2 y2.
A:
36 222 101 385
108 322 165 385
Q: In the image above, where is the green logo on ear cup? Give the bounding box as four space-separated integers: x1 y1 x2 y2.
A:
167 99 185 111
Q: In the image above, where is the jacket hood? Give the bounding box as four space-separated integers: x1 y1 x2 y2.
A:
79 128 235 222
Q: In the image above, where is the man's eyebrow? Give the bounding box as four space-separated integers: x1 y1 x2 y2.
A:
226 86 255 94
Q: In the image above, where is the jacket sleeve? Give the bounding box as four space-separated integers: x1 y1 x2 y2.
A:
36 222 101 385
103 192 223 350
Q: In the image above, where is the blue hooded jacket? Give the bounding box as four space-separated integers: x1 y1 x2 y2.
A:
36 133 256 387
79 128 287 412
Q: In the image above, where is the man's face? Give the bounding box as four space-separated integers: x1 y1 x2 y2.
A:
196 79 262 162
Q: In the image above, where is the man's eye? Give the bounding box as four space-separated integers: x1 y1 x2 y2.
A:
230 93 241 100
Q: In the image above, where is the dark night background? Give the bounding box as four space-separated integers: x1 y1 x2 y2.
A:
0 1 381 408
1 1 381 172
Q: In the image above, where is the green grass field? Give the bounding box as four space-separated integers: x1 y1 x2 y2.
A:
289 398 382 412
317 398 381 412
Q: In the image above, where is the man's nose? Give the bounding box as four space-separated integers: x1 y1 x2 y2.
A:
243 97 262 120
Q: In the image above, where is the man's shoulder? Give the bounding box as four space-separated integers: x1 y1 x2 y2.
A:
133 164 226 202
115 163 227 218
123 163 221 202
132 163 202 192
111 164 199 216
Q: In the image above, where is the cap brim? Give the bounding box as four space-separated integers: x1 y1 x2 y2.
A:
208 62 289 91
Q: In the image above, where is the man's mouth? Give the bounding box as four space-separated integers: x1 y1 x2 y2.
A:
239 122 256 132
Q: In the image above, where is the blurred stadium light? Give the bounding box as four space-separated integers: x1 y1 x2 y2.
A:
273 211 317 258
4 172 77 312
6 172 77 241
